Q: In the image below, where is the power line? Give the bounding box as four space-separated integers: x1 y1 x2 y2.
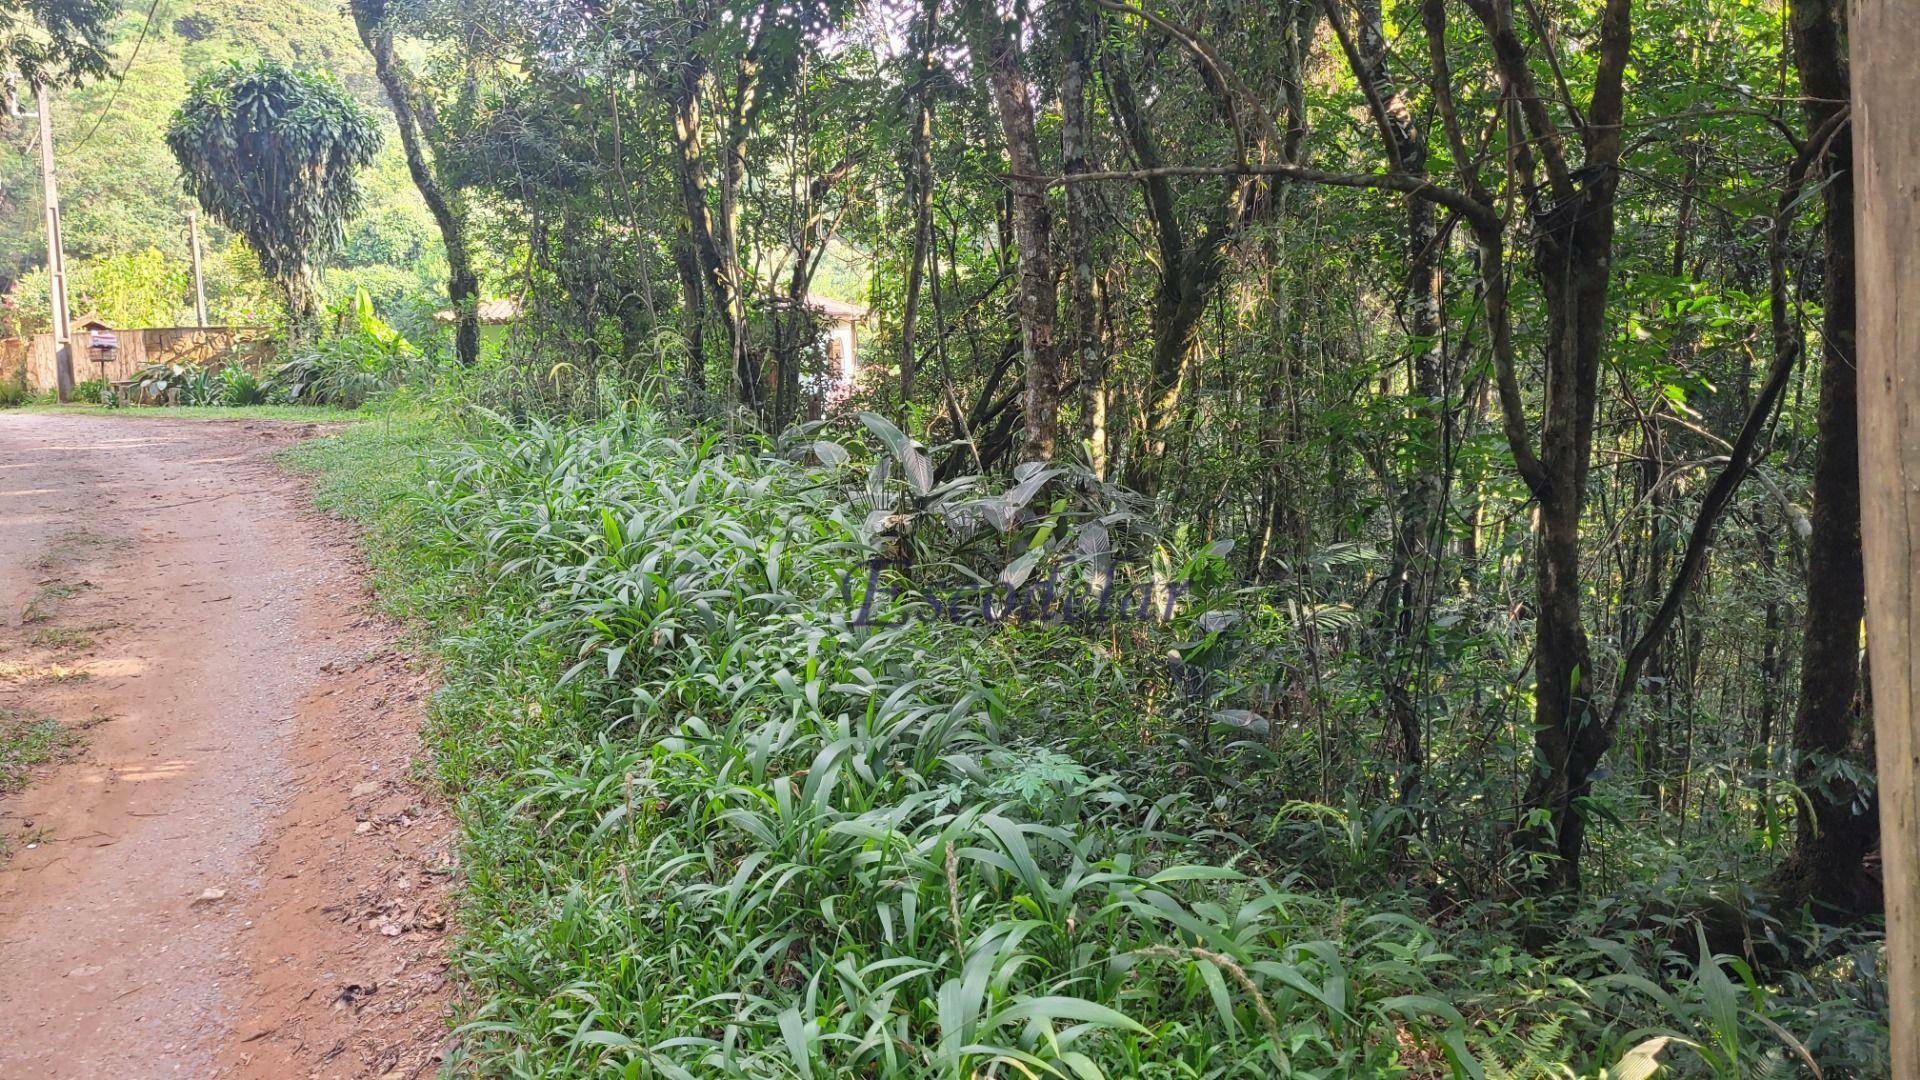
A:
70 0 165 152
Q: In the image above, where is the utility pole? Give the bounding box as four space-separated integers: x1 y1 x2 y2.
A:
34 82 72 403
187 208 208 328
1853 0 1919 1072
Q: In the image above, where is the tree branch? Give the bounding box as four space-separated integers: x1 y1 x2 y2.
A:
1019 163 1498 232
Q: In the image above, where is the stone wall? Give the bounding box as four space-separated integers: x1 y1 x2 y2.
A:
0 327 273 392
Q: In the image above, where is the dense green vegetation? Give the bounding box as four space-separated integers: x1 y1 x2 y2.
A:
3 0 1902 1068
280 0 1887 1004
288 405 1885 1075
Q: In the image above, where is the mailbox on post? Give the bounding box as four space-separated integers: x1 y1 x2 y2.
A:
75 315 118 382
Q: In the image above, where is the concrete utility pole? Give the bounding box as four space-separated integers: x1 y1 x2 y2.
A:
34 82 72 403
187 208 209 328
1852 0 1919 1072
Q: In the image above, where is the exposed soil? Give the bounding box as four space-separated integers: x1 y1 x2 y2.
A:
0 411 452 1079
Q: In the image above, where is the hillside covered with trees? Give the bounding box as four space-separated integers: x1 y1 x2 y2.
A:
0 0 442 331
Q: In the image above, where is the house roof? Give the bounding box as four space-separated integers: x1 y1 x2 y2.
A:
805 293 869 321
433 297 524 324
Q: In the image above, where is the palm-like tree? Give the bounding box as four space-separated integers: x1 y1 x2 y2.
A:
167 59 381 339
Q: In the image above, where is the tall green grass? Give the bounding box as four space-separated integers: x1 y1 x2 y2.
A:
287 405 1886 1078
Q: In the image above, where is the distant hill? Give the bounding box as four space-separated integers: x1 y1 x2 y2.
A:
0 0 440 328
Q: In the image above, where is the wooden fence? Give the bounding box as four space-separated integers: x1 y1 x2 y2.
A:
0 327 273 392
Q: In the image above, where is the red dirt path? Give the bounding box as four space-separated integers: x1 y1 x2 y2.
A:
0 412 451 1078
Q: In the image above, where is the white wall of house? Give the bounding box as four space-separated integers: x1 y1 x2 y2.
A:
830 321 857 385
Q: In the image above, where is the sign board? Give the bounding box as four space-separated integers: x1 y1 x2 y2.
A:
88 330 118 350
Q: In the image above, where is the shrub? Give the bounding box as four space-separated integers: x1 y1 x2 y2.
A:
368 412 1485 1076
131 361 194 403
266 286 420 408
0 368 27 407
214 365 266 406
181 367 219 405
72 379 106 404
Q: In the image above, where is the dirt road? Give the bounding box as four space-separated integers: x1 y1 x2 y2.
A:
0 412 450 1078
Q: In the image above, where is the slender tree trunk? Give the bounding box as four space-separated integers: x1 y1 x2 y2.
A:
673 229 707 393
1252 256 1301 580
898 0 939 407
1061 0 1100 473
1632 143 1699 807
1126 257 1221 494
1756 537 1781 823
1103 53 1228 493
349 0 480 366
1774 0 1877 918
1105 3 1314 496
718 20 771 416
668 31 751 413
964 0 1058 462
1343 0 1440 795
1634 412 1671 803
1455 0 1633 891
1249 1 1322 578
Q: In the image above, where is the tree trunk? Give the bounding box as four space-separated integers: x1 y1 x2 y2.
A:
898 0 940 408
965 0 1059 462
1103 3 1313 496
1470 0 1632 891
1127 254 1222 491
1342 0 1440 794
1774 0 1877 919
1851 0 1920 1062
1060 0 1100 473
1103 52 1228 494
718 15 772 416
673 229 707 393
349 0 480 366
668 38 751 412
283 268 322 345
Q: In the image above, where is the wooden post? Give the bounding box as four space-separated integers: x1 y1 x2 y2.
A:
1852 0 1919 1070
35 82 72 403
188 208 209 329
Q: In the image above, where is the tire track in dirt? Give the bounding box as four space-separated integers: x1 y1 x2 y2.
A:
0 412 451 1079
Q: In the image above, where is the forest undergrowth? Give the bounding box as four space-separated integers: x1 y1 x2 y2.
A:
287 400 1888 1078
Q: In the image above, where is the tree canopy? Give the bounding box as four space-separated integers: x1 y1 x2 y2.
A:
0 0 115 90
352 0 1890 963
166 57 381 332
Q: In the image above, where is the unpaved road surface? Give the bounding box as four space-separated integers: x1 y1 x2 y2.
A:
0 412 451 1078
